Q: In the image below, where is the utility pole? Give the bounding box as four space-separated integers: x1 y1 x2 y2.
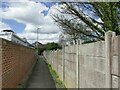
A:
36 28 40 55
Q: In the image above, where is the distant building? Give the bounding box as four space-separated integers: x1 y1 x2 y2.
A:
0 30 31 47
32 41 46 48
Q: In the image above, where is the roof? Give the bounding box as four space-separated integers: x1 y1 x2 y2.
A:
2 30 14 33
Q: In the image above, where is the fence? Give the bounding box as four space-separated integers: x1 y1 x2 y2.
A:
0 38 37 89
43 31 120 88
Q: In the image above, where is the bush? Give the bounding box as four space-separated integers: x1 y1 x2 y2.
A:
38 47 46 55
45 42 62 50
37 42 62 55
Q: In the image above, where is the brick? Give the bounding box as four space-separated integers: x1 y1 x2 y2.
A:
0 39 36 88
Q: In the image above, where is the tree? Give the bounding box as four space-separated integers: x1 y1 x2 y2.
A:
37 42 62 54
45 42 62 50
52 2 120 44
38 47 46 55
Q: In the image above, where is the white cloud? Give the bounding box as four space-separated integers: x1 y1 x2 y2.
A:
18 32 59 40
1 1 62 44
2 0 48 26
0 21 11 31
17 32 60 44
24 24 37 32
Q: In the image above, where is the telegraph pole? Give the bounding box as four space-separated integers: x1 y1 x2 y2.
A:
36 28 40 55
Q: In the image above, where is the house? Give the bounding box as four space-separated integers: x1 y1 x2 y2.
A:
0 30 30 47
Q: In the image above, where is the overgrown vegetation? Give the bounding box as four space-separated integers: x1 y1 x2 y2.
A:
47 63 66 89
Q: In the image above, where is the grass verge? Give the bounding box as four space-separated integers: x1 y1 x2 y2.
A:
47 63 67 89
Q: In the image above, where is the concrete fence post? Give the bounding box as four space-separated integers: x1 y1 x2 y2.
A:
62 45 65 82
57 50 58 73
76 39 81 88
105 31 116 88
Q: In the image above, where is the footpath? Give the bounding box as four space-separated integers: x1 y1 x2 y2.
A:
26 56 56 89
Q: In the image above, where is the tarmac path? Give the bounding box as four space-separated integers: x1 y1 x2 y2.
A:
26 56 56 89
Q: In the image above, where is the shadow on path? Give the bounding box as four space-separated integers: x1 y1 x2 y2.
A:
26 56 56 88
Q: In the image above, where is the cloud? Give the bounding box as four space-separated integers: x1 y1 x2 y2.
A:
0 21 11 31
18 32 59 40
2 0 48 26
17 32 60 44
1 1 62 44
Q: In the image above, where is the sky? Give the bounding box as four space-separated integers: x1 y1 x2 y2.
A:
0 0 62 44
0 0 114 44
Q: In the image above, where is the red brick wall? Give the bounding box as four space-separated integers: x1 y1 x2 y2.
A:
0 38 37 88
0 39 2 89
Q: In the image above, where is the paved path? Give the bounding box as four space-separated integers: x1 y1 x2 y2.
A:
26 56 56 89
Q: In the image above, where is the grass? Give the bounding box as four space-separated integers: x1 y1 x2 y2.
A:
47 63 67 89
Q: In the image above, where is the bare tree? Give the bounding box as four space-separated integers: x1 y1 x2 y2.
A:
52 2 120 44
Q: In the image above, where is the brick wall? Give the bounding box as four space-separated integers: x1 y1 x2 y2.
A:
0 38 37 88
0 39 2 89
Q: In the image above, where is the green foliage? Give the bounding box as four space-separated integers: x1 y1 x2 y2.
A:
52 2 120 42
37 42 62 55
45 42 62 50
47 63 66 88
38 47 46 55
